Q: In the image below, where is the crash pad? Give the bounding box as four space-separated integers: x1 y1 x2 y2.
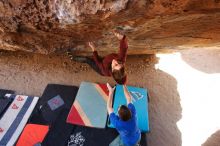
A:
67 82 109 128
42 109 75 146
0 94 39 146
29 84 78 125
67 126 118 146
0 89 14 98
16 124 49 146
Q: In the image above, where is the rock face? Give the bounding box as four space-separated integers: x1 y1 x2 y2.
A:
0 0 220 55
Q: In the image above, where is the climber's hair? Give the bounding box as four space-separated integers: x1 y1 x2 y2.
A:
112 65 126 84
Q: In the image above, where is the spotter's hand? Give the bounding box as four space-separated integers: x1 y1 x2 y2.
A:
107 83 115 94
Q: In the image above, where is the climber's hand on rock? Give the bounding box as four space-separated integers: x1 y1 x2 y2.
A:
88 42 96 52
113 30 124 40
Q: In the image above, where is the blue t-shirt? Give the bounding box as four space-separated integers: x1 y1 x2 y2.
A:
110 103 141 146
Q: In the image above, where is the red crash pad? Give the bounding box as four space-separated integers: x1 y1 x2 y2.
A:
16 124 49 146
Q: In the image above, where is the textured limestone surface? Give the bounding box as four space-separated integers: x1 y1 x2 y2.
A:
0 0 220 55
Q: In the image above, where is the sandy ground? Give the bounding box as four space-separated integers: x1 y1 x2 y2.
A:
0 48 220 146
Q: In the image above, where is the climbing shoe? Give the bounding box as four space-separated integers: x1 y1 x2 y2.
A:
73 56 88 63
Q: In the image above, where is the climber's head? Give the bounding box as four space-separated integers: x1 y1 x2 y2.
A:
111 59 126 85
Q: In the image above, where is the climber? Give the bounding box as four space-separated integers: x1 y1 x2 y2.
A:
67 30 128 84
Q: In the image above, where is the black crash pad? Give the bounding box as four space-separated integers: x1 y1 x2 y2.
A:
0 89 14 98
67 126 118 146
29 84 78 125
67 126 148 146
0 89 14 118
42 109 75 146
